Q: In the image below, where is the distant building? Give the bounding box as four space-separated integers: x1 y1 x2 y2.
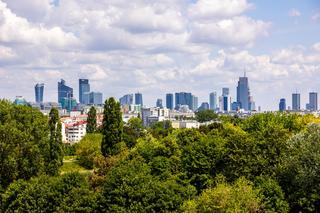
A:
292 93 301 111
209 92 217 111
237 74 250 111
89 92 103 105
222 88 229 96
62 120 87 144
14 96 28 106
223 96 231 112
141 107 170 127
198 102 209 111
192 95 198 111
279 98 286 112
35 83 44 103
175 92 193 110
231 102 241 111
308 92 318 111
135 93 143 106
166 93 174 110
120 94 134 106
156 99 163 108
79 79 90 104
58 79 73 109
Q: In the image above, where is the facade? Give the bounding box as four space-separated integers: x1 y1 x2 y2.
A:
156 99 163 108
58 79 73 108
292 93 301 111
62 120 87 144
141 107 170 127
279 98 286 111
209 92 217 111
35 83 44 103
79 79 90 104
198 102 209 111
89 92 103 105
14 96 28 106
236 75 250 111
135 93 143 106
175 92 193 110
308 92 318 111
192 95 198 111
120 94 134 106
166 93 174 110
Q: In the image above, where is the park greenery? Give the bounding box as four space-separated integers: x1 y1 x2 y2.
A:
1 98 320 212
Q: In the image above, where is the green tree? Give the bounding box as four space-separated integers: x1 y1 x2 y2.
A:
123 117 145 148
195 110 218 123
47 108 64 176
101 97 124 157
86 106 97 133
76 133 102 169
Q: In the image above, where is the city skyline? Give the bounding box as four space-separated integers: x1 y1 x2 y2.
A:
0 0 319 110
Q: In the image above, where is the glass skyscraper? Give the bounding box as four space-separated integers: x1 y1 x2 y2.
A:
156 99 163 108
89 92 103 105
79 79 90 104
209 92 217 111
120 94 134 106
58 79 73 108
292 93 300 111
175 92 193 110
279 98 286 111
166 93 174 110
135 93 143 106
35 83 44 103
192 95 198 111
237 75 250 111
308 92 318 111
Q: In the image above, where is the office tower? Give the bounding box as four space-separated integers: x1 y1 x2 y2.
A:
308 92 318 111
222 88 229 96
156 99 163 108
89 92 103 105
192 95 198 111
223 96 231 112
79 79 90 104
135 93 143 106
237 74 250 111
198 102 209 111
35 83 44 103
231 102 241 111
120 94 134 106
166 93 174 110
58 79 73 107
279 98 286 112
249 96 255 111
175 92 193 110
209 92 217 111
292 93 301 111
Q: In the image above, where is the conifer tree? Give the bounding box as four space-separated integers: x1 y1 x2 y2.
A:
101 97 123 157
86 106 97 133
48 108 64 175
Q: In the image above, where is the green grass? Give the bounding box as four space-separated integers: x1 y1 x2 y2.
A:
60 156 93 174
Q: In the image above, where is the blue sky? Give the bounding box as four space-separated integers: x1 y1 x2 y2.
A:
0 0 319 110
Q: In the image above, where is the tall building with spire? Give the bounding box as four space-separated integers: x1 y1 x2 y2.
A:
236 73 250 111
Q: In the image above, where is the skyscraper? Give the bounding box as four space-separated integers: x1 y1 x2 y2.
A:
89 92 103 105
175 92 193 110
58 79 73 107
166 93 174 110
222 88 229 96
292 93 301 111
237 74 250 111
209 92 217 111
35 83 44 103
156 99 163 108
135 93 143 106
120 94 133 106
192 95 198 111
279 98 286 112
79 79 90 104
308 92 318 111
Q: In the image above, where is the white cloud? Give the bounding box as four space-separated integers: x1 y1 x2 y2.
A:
313 43 320 52
289 8 301 17
312 12 320 22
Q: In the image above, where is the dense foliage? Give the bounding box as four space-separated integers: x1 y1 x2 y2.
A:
2 99 320 212
86 106 97 133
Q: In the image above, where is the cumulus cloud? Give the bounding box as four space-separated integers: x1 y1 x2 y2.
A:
289 8 301 17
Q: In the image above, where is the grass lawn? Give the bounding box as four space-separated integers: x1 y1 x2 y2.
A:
60 156 93 174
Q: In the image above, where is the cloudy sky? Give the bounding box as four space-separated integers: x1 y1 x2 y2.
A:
0 0 319 110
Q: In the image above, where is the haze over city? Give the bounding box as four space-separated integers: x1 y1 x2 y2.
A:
0 0 320 110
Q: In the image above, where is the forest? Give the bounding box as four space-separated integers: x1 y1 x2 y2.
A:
1 98 320 212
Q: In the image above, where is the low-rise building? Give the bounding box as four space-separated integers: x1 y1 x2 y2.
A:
62 120 87 144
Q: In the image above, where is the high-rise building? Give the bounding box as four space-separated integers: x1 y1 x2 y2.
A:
209 92 217 111
135 93 143 106
222 88 229 96
166 93 174 110
223 96 231 112
175 92 193 110
79 79 90 104
292 93 301 111
308 92 318 111
192 95 198 111
58 79 73 108
237 74 250 111
198 102 209 111
35 83 44 103
89 92 103 105
120 94 134 106
279 98 286 112
156 99 163 108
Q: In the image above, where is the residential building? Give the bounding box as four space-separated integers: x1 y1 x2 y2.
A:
166 93 174 110
79 79 90 104
141 107 170 127
62 120 87 144
35 83 44 103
